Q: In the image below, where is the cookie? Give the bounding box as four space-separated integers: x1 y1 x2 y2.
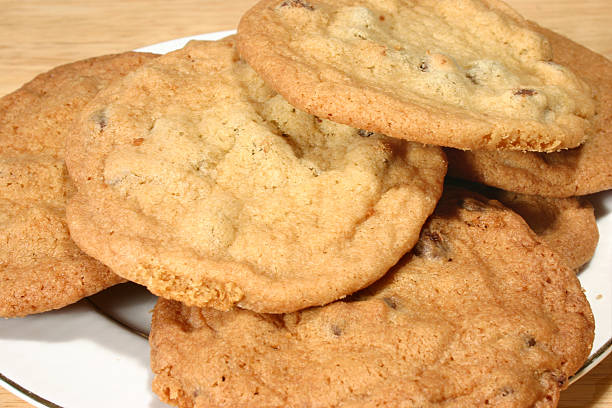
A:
488 191 599 270
0 52 157 155
446 23 612 197
237 0 596 152
150 187 594 408
447 180 599 270
0 52 157 318
65 38 446 314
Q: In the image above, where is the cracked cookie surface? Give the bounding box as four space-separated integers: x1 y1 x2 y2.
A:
65 38 446 313
150 187 593 408
0 52 156 317
447 23 612 196
237 0 595 151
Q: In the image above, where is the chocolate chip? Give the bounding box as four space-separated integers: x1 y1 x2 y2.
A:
543 370 567 388
466 72 478 84
382 297 398 309
331 324 342 336
92 110 108 131
513 88 538 97
358 129 374 137
308 166 319 177
419 61 429 72
428 231 442 242
279 0 314 10
553 372 567 387
413 229 451 260
526 336 536 347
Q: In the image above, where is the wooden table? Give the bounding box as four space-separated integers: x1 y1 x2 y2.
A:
0 0 610 406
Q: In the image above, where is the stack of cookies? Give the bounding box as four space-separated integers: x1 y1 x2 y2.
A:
2 0 610 407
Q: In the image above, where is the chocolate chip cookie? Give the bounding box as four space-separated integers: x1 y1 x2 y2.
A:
150 187 593 407
446 23 612 196
237 0 596 151
0 52 156 317
65 38 446 313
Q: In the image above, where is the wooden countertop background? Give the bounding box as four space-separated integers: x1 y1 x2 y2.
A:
0 0 610 406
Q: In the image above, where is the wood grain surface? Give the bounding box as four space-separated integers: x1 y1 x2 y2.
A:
0 0 610 406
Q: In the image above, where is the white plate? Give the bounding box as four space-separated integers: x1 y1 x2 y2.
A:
1 31 611 408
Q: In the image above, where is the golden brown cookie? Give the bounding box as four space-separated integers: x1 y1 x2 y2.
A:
0 52 156 155
65 38 446 314
489 191 599 270
0 52 157 318
237 0 596 152
446 23 612 196
150 187 594 408
446 180 599 269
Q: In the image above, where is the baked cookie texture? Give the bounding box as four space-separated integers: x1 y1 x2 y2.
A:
237 0 596 152
0 52 156 317
65 38 446 314
448 180 599 270
150 187 594 408
446 23 612 196
489 191 598 270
